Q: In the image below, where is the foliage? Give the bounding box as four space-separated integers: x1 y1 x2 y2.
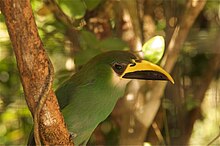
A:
57 0 102 19
0 21 32 145
76 30 129 65
142 36 165 64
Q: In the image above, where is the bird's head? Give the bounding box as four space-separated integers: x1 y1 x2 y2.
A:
80 51 174 90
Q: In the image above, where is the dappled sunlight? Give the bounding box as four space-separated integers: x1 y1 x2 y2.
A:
189 79 220 145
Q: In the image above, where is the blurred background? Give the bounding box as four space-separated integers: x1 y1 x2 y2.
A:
0 0 219 145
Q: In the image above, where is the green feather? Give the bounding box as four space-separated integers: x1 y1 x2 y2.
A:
27 50 173 145
56 51 136 145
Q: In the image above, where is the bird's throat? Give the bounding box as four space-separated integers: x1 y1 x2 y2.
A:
111 70 131 90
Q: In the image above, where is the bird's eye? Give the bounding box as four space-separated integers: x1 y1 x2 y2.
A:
114 64 123 70
112 63 126 75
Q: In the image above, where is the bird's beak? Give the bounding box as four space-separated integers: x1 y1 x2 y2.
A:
121 60 174 84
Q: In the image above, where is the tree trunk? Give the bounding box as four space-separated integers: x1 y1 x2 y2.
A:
0 0 73 145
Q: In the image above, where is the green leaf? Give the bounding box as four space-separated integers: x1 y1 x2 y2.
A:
79 30 99 49
58 0 86 19
142 36 165 64
76 30 101 65
84 0 102 11
74 48 101 66
99 37 129 51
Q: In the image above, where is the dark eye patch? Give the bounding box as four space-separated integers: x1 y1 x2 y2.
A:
115 64 123 70
111 62 127 75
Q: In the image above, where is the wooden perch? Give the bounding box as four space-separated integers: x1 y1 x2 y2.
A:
0 0 73 145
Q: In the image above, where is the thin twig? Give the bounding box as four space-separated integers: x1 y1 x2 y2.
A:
43 0 86 29
207 131 220 146
152 121 165 144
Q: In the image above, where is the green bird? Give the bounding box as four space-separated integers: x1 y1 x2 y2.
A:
28 50 174 146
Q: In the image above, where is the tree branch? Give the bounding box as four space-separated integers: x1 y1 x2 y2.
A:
120 0 143 57
0 0 73 145
43 0 85 29
134 0 207 139
43 0 82 53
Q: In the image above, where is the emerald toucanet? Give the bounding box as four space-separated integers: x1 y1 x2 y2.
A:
28 50 174 146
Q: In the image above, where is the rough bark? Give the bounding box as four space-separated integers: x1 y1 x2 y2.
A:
0 0 73 145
